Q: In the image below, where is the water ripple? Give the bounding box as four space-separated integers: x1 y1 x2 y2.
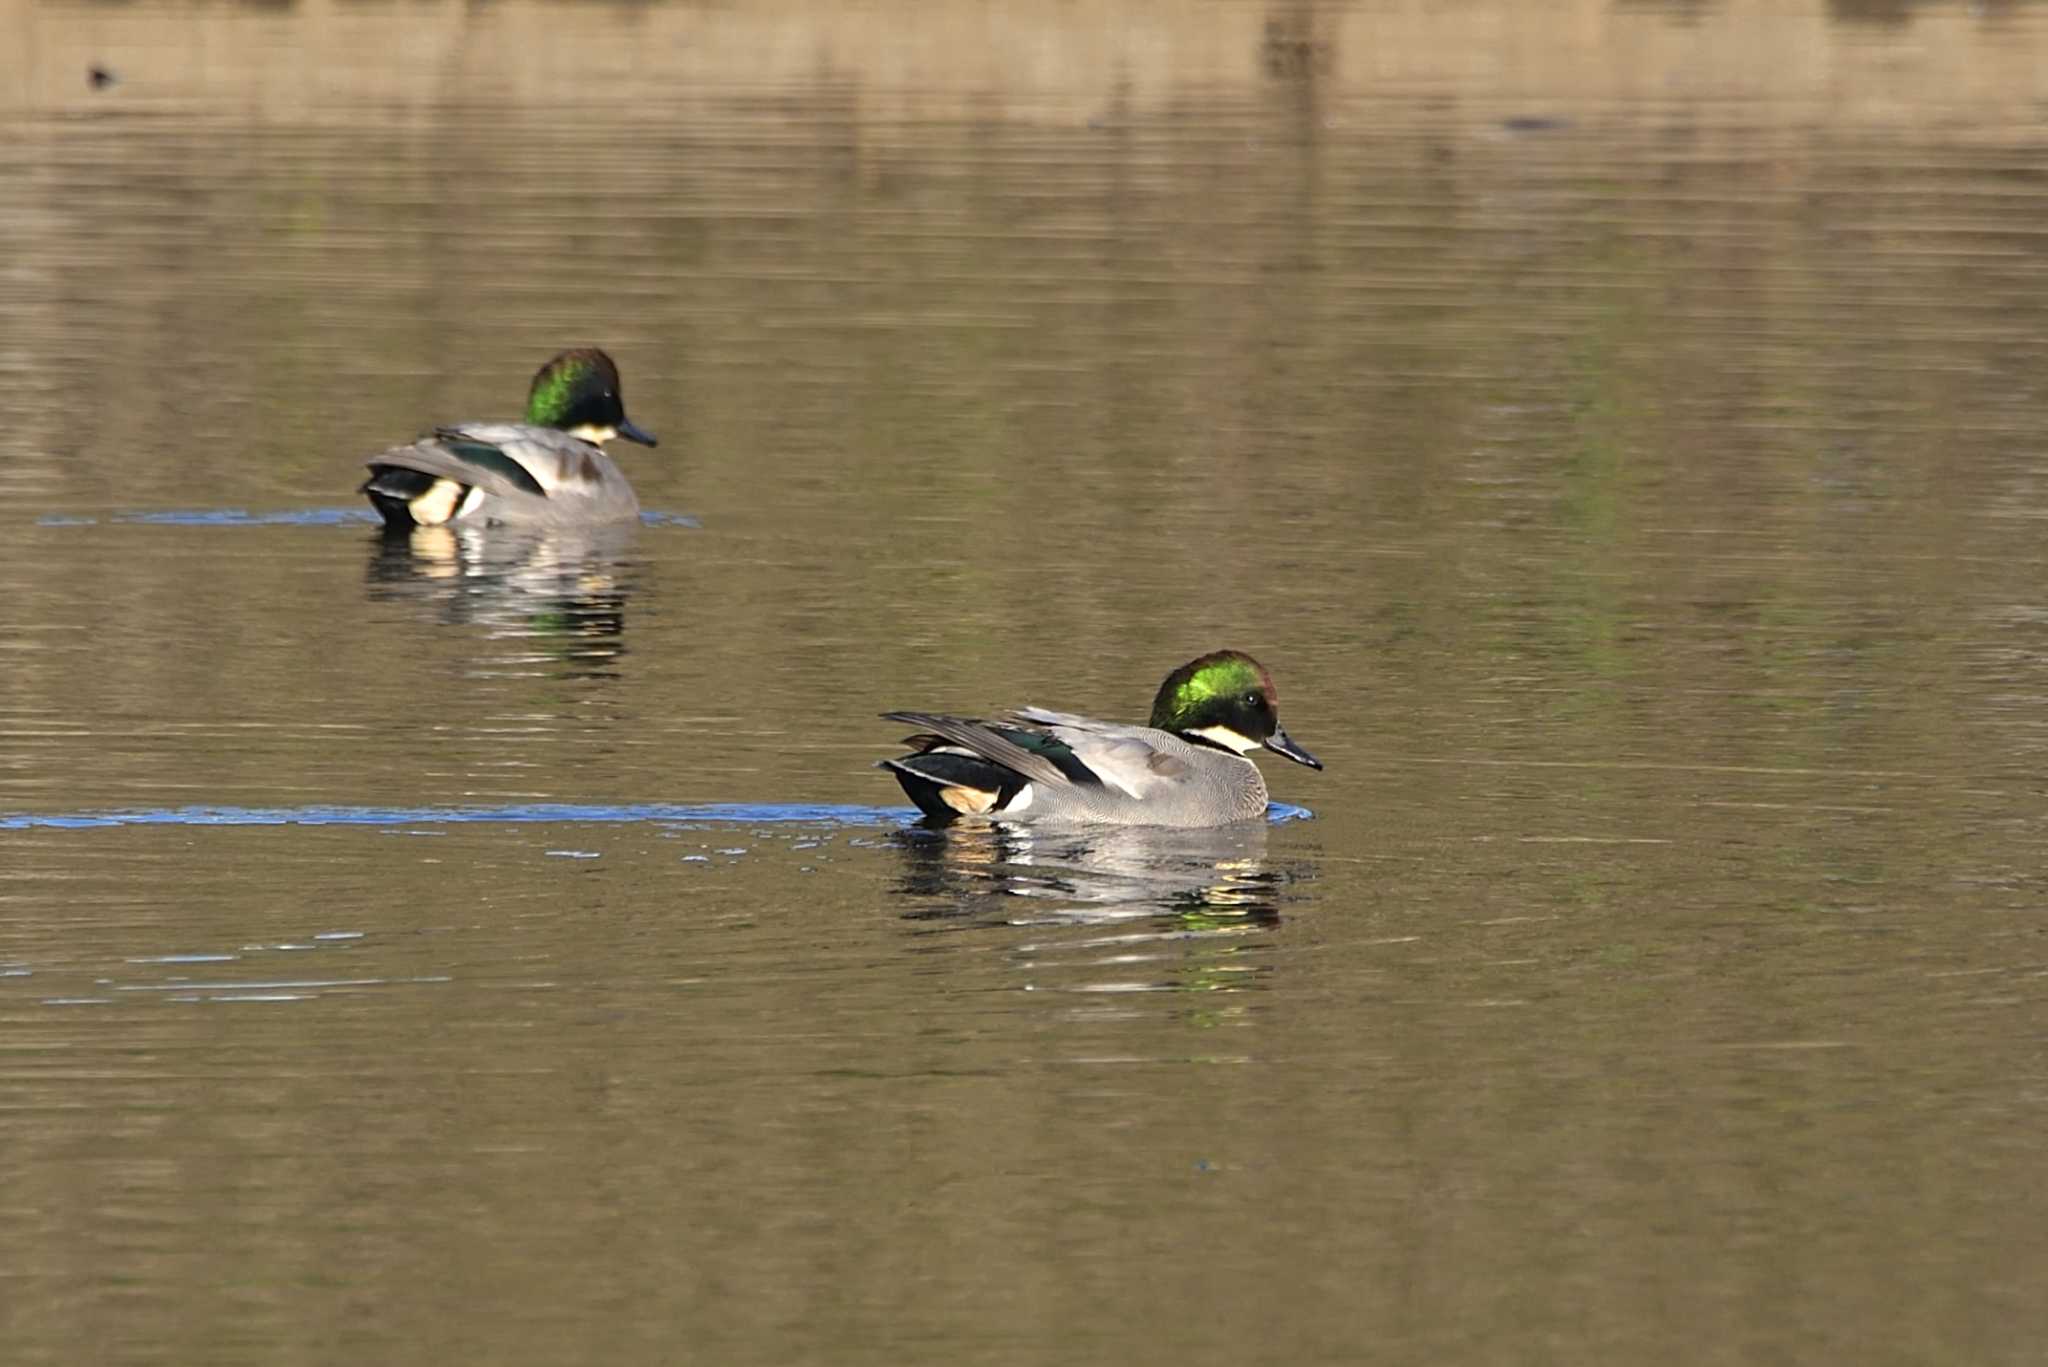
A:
0 801 1314 831
32 508 700 528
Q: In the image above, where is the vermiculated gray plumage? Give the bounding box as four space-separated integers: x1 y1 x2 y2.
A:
362 423 642 529
879 651 1320 828
879 706 1273 827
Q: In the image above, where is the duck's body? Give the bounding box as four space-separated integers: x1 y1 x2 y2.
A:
363 423 641 529
880 651 1322 828
361 349 656 531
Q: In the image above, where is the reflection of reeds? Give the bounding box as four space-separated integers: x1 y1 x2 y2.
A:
7 0 2048 127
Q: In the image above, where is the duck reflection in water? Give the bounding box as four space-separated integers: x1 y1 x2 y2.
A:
890 818 1305 929
364 523 641 679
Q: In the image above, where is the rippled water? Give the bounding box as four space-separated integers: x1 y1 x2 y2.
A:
4 0 2048 1361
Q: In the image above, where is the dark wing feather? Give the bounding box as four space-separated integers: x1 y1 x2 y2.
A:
879 711 1073 789
427 430 549 496
364 432 548 499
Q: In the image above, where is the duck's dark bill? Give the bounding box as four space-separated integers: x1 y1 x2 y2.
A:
618 419 659 447
1264 727 1322 770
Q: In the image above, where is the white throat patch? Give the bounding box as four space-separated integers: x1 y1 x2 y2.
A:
565 423 617 445
1187 724 1262 756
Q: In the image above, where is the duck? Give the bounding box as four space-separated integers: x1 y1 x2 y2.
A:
361 348 657 530
879 650 1322 827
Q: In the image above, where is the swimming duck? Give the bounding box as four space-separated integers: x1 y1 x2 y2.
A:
880 650 1322 827
361 348 657 530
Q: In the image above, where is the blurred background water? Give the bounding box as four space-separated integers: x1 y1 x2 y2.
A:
3 0 2047 1361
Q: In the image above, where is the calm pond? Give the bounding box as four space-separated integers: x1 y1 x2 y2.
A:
2 0 2046 1361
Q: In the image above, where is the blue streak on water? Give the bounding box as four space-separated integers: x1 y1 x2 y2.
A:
111 508 383 527
640 510 702 528
0 801 1314 831
0 802 913 831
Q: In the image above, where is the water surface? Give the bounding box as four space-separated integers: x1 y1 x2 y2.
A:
3 0 2047 1362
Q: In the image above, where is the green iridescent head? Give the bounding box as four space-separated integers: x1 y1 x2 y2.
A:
1149 650 1322 770
523 348 658 448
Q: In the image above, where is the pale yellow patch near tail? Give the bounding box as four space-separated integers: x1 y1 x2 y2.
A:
407 478 464 527
939 785 998 816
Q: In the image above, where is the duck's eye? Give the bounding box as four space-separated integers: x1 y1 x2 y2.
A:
1243 691 1263 708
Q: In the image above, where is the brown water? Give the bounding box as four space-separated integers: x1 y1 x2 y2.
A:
4 0 2048 1361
